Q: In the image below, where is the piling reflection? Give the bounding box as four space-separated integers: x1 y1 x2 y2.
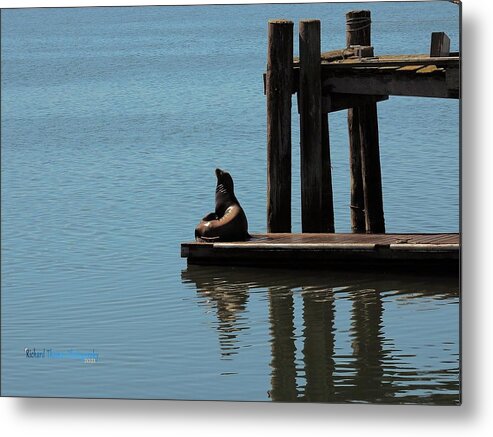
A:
181 265 459 404
269 288 298 401
347 288 389 402
299 288 335 402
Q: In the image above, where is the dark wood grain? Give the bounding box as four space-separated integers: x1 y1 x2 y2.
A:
266 20 294 233
299 20 328 233
430 32 450 57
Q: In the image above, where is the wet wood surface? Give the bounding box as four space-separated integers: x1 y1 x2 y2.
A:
298 20 328 233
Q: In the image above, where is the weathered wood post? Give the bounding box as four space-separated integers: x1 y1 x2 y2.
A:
299 19 331 233
266 20 294 233
346 11 368 233
321 114 335 233
347 107 365 232
430 32 450 57
346 10 385 233
359 102 385 233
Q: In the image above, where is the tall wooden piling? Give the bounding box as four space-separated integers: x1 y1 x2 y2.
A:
266 20 293 233
348 108 365 232
346 11 368 233
299 19 330 233
346 10 385 233
359 104 385 233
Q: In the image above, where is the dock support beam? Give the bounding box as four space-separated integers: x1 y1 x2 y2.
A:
299 19 333 233
348 107 365 232
266 20 294 233
359 103 385 233
346 10 385 233
321 114 335 233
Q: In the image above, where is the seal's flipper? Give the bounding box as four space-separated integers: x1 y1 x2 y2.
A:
202 212 218 221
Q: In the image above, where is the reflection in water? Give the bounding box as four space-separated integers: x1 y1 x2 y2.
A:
181 268 249 358
348 288 388 403
181 266 460 404
269 288 297 401
300 288 335 402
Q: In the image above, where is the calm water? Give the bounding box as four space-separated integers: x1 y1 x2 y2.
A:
1 3 460 403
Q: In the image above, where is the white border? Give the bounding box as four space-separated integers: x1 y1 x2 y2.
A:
0 0 445 8
2 0 493 436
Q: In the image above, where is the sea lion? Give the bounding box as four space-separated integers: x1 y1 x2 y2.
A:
195 168 249 242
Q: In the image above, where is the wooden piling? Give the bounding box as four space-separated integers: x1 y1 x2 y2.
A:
346 11 369 233
299 19 329 233
346 10 371 48
347 108 365 232
346 10 385 233
321 113 335 233
266 20 293 233
358 103 385 233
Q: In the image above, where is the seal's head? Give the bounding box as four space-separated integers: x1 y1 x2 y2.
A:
215 168 238 216
215 168 234 191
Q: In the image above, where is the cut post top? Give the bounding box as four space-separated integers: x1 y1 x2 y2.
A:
299 18 321 23
346 10 371 18
346 9 371 46
299 19 321 41
268 19 293 25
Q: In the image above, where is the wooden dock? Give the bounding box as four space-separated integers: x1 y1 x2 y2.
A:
182 233 459 272
181 10 460 272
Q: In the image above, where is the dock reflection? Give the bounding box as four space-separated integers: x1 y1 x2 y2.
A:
299 287 335 402
347 288 389 402
181 265 459 404
269 287 298 401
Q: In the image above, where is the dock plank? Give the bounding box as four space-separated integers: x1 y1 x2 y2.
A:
416 65 444 74
397 65 425 72
181 233 459 272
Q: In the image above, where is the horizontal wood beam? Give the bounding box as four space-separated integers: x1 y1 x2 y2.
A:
294 46 374 63
322 71 458 98
322 93 389 113
446 67 460 95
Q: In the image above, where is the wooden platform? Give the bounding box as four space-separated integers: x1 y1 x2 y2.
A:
264 50 460 107
295 52 460 100
181 233 460 272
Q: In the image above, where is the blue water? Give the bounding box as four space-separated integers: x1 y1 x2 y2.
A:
1 2 460 403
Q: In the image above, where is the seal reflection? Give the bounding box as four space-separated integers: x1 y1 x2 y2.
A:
181 266 249 359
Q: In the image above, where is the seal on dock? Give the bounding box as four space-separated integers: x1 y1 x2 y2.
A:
195 168 249 242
